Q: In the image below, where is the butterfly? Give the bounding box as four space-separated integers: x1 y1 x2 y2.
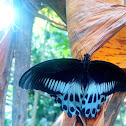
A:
19 53 126 118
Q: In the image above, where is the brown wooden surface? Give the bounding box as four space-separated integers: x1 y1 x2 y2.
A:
67 0 126 60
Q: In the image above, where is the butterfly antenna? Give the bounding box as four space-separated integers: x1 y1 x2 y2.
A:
71 50 80 59
76 49 81 60
74 31 87 56
77 48 83 60
75 47 83 60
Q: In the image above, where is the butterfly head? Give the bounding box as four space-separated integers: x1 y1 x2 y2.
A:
84 53 90 61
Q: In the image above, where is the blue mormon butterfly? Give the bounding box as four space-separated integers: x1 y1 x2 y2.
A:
19 53 126 118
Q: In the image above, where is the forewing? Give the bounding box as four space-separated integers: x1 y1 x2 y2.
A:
19 58 83 96
90 60 126 96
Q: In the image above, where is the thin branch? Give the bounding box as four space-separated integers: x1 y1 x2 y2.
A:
23 1 67 28
50 24 67 31
35 12 67 28
31 91 39 126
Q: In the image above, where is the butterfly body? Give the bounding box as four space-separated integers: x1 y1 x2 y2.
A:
19 54 126 118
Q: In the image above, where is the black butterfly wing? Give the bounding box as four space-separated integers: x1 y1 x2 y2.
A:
90 60 126 96
19 58 83 96
19 58 126 119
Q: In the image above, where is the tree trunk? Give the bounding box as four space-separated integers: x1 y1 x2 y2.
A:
0 29 14 126
12 2 34 125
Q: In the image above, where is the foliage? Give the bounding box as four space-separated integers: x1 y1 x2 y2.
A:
4 7 70 126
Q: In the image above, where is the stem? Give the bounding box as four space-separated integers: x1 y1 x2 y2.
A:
31 91 39 126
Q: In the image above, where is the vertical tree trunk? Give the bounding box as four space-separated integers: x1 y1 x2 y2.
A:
12 6 34 126
0 29 14 126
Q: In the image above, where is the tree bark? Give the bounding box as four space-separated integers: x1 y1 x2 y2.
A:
0 28 14 126
12 2 34 125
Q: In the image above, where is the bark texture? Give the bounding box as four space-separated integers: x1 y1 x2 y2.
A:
12 12 34 126
0 29 14 126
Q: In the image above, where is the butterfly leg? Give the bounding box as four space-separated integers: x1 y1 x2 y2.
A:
73 118 77 126
79 114 86 126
